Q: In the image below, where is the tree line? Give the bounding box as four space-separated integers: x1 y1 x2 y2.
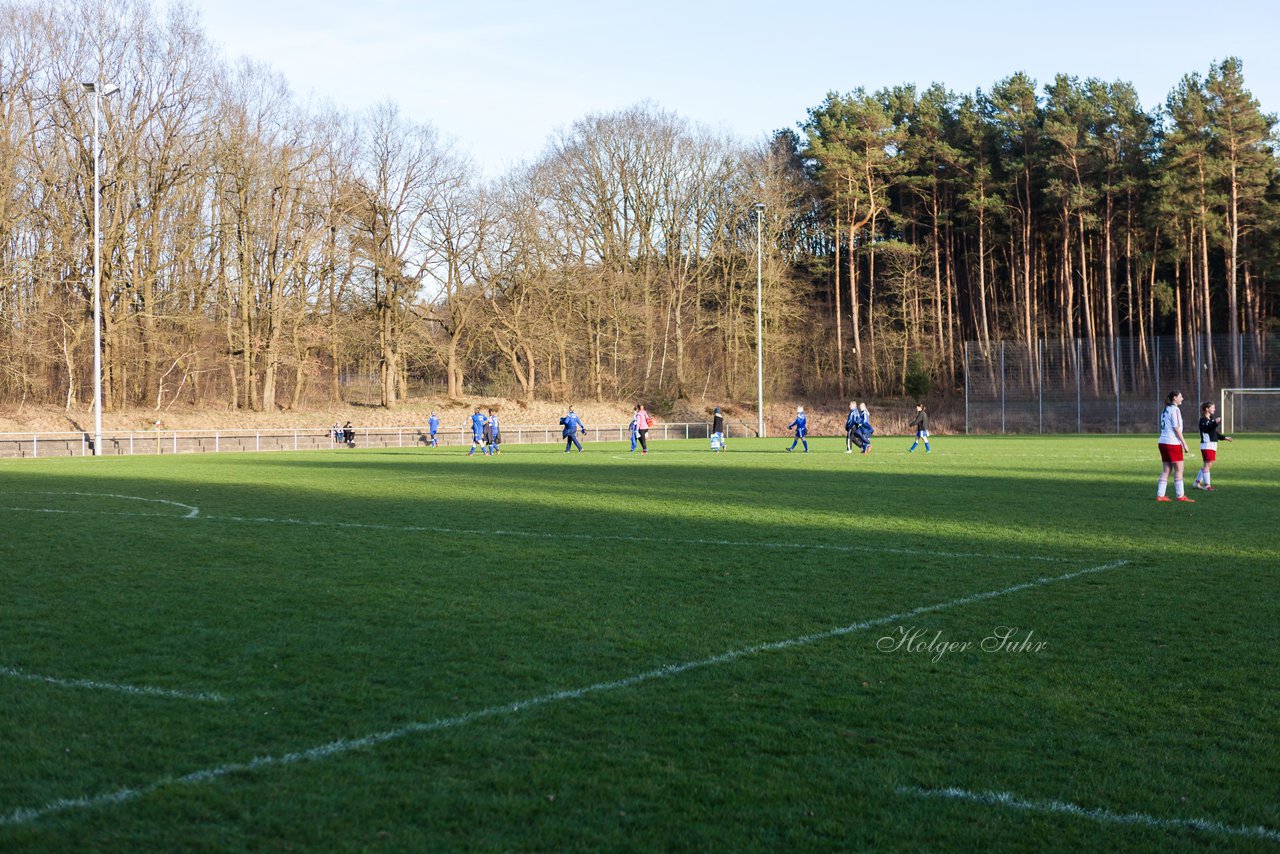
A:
2 0 1276 413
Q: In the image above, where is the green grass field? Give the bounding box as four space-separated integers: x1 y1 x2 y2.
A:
1 434 1277 852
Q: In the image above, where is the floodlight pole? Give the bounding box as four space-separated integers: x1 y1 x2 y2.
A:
83 81 118 456
754 202 765 438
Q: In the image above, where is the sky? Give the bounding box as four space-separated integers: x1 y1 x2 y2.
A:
185 0 1280 177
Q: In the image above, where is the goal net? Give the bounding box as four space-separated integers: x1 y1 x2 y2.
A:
1219 388 1280 434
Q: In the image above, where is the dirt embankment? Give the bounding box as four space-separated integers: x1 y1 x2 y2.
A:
0 396 941 436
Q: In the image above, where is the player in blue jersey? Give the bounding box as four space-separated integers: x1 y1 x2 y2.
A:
485 409 501 455
468 408 487 456
844 401 860 453
428 411 440 447
628 413 638 452
856 402 874 454
561 406 585 452
786 406 808 452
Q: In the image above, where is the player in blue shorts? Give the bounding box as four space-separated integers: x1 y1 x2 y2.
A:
468 408 487 456
857 402 874 454
786 406 808 453
908 403 930 453
485 409 501 455
428 411 440 447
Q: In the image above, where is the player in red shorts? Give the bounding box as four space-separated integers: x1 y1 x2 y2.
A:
1156 390 1194 502
1193 401 1232 491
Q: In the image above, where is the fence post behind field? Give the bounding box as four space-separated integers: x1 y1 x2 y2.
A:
1037 339 1043 434
1076 339 1082 434
1113 336 1120 434
1155 336 1160 400
1187 335 1198 409
999 340 1005 434
963 346 969 434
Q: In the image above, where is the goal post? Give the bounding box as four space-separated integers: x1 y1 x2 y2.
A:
1219 388 1280 434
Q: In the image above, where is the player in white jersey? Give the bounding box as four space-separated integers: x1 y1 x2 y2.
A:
1156 390 1194 502
1193 401 1232 491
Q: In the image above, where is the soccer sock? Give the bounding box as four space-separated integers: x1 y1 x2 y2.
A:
1157 477 1168 497
1204 471 1211 486
1193 467 1202 485
802 439 808 451
925 441 930 451
1175 479 1185 498
909 441 918 452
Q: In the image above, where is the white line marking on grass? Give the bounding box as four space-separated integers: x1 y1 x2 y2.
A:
6 491 199 518
0 504 1070 563
0 666 228 703
205 514 1078 564
0 559 1127 827
897 785 1280 844
0 503 1075 563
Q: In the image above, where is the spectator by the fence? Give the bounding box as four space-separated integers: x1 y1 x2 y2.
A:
342 421 355 446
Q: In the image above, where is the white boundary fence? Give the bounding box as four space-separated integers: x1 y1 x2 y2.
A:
0 422 726 459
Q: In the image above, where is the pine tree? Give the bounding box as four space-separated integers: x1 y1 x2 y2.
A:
1204 57 1277 384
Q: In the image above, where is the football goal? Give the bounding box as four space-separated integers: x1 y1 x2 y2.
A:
1219 388 1280 434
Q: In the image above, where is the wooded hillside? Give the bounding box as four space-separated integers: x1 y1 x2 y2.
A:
2 0 1276 411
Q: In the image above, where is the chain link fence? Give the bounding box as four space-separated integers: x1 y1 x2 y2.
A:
0 422 724 459
964 334 1280 434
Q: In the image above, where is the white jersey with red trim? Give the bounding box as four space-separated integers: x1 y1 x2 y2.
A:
1158 404 1182 445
